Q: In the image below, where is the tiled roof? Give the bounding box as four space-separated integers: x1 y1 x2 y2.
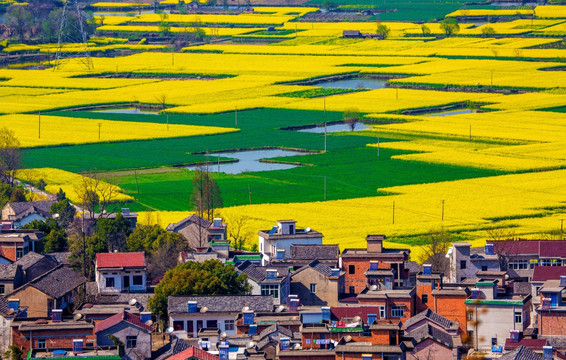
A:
0 296 10 316
334 345 403 354
46 252 71 265
4 201 55 220
154 336 191 360
166 214 211 232
500 346 544 360
532 266 566 282
96 252 146 268
505 339 547 351
0 264 18 280
168 295 274 314
488 240 566 257
27 265 86 298
403 309 453 330
291 260 333 277
95 292 153 310
256 323 293 341
166 347 219 360
406 324 453 347
94 311 152 333
289 245 339 260
14 252 53 271
236 261 288 283
331 306 384 322
15 252 58 281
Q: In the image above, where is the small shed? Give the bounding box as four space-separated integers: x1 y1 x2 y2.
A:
343 30 361 38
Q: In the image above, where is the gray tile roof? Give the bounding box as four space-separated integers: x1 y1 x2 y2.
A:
4 201 55 221
168 295 274 314
289 245 339 260
95 292 153 311
406 324 453 347
29 265 86 298
0 296 9 316
500 346 543 360
166 214 211 232
334 345 403 354
154 336 191 360
236 261 289 284
0 264 18 280
46 252 71 265
15 252 59 282
403 309 453 330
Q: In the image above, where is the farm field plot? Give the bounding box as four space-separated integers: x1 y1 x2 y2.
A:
7 8 566 251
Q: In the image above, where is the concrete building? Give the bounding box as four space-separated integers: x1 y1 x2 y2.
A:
446 242 500 283
167 215 227 250
95 311 153 360
236 261 290 305
535 278 566 338
95 252 147 293
258 220 323 266
466 280 532 350
290 260 344 307
1 201 55 229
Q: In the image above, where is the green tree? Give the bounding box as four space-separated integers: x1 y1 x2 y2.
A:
343 107 362 131
190 166 223 222
9 188 26 202
44 228 68 253
56 188 66 201
376 23 390 39
5 344 23 360
6 5 33 42
95 213 132 252
481 26 496 36
440 18 460 37
0 127 20 186
51 199 76 228
322 0 336 10
148 260 250 320
421 24 431 36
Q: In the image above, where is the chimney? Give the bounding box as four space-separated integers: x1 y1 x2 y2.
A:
366 235 385 253
243 311 254 325
280 338 290 351
219 345 229 360
485 243 495 256
510 330 520 343
423 264 432 275
52 309 63 322
276 249 285 260
187 301 198 313
289 298 300 312
330 268 341 278
266 269 277 280
369 261 379 271
321 307 331 321
560 276 566 287
123 311 127 320
213 218 222 228
543 346 553 360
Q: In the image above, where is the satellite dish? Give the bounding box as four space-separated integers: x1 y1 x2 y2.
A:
305 227 311 232
246 341 256 349
129 299 137 306
166 327 174 334
353 316 361 322
200 307 208 313
275 305 285 313
242 306 250 312
74 313 83 321
370 285 378 291
221 332 227 338
145 320 153 326
344 335 352 342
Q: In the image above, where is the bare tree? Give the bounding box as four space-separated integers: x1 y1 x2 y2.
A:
74 172 121 221
226 213 252 250
0 127 20 186
190 165 222 222
417 228 451 273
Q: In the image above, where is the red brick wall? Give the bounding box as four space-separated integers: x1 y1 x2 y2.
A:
1 246 16 262
12 327 93 354
335 353 384 360
342 258 372 295
416 284 433 313
357 298 413 324
538 312 566 336
370 329 391 345
432 294 468 336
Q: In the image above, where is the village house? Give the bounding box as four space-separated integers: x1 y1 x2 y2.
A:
236 261 290 305
0 263 23 295
0 296 25 354
446 242 500 283
168 295 274 338
258 220 323 266
531 267 566 307
14 251 58 283
5 265 86 317
235 308 302 336
1 200 55 229
290 260 344 307
95 252 147 293
466 279 532 350
536 277 566 339
270 244 340 269
0 231 43 262
167 215 227 250
95 311 153 360
340 235 410 296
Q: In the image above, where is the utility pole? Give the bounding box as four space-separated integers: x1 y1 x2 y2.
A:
377 137 380 157
167 114 169 131
392 201 395 224
442 200 445 221
98 122 102 140
248 184 251 205
38 112 41 139
324 122 327 153
235 106 237 126
561 219 564 239
324 176 326 200
469 125 471 141
217 154 220 175
134 170 139 194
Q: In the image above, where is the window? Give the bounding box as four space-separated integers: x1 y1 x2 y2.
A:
261 284 279 299
509 260 529 270
348 265 355 274
133 275 143 286
467 310 473 321
105 277 115 288
491 337 497 346
224 320 235 331
422 294 428 304
37 339 46 349
206 320 218 329
515 311 523 324
460 260 466 269
16 249 23 259
379 306 386 319
391 306 404 318
536 287 541 296
187 321 194 334
349 286 355 294
126 336 137 349
310 283 317 293
481 266 488 271
173 321 184 331
0 285 4 295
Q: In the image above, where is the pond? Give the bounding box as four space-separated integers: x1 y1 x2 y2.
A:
315 78 387 90
94 108 160 115
424 109 477 117
187 149 308 174
298 122 371 133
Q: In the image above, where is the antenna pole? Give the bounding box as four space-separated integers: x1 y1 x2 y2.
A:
38 112 41 139
248 184 251 205
392 201 395 224
324 176 326 200
235 106 237 126
442 200 445 221
98 122 101 140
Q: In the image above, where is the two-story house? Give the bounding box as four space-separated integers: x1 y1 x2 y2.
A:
258 220 323 266
95 252 147 293
446 242 500 283
1 200 54 229
168 295 274 338
236 261 290 305
0 264 23 296
0 232 42 262
95 311 153 360
536 277 566 338
290 260 344 307
466 280 532 350
167 215 227 250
